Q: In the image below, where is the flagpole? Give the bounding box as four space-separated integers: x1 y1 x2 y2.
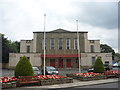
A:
76 20 81 73
43 14 46 75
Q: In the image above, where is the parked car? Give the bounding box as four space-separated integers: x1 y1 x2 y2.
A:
104 64 111 71
41 66 59 75
113 62 120 68
88 68 94 72
32 67 41 75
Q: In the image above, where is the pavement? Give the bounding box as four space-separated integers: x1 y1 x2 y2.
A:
19 78 119 89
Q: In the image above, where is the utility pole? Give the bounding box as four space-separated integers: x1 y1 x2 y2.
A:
76 20 81 73
43 14 46 75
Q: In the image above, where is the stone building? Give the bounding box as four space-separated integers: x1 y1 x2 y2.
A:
9 29 112 69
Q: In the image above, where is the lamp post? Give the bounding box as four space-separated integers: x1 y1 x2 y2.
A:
76 20 81 73
43 14 46 75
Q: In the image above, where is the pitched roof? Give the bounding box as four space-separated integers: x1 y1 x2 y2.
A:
33 28 88 33
50 28 71 33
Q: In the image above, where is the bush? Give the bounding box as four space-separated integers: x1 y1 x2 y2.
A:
93 57 105 73
15 56 34 78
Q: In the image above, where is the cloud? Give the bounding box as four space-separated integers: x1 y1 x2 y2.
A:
66 2 118 29
0 0 118 52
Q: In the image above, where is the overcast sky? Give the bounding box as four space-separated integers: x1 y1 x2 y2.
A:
0 0 119 52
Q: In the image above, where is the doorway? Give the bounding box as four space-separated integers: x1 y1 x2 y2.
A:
58 58 63 68
66 59 71 68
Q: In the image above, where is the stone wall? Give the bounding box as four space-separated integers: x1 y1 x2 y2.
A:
9 53 41 69
35 32 86 54
41 52 112 69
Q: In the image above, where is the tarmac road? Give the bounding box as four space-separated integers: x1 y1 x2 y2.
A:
74 82 119 88
1 68 87 77
1 67 119 77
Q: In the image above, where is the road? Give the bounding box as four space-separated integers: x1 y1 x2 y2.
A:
1 68 87 77
74 82 119 88
1 67 119 77
57 82 119 90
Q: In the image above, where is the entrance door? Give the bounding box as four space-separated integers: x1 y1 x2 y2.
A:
58 58 63 68
50 59 55 67
66 59 71 68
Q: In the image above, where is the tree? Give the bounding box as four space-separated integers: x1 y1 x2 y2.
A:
2 34 11 63
10 41 20 53
100 44 115 60
15 56 34 78
114 53 120 62
2 34 20 63
93 57 105 73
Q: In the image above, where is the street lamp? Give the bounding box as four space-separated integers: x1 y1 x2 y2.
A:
43 14 46 75
76 20 81 73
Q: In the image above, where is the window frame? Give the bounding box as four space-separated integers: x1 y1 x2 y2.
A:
90 45 94 53
26 45 30 53
58 38 63 50
66 38 71 49
50 38 55 49
74 38 78 49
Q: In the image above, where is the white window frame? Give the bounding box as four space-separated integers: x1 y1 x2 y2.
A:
66 38 71 49
58 38 63 49
92 57 96 65
74 38 77 49
26 45 30 53
50 38 55 49
90 45 94 52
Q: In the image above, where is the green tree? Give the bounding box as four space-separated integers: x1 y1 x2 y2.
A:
15 56 34 78
2 34 20 63
2 34 11 63
10 41 20 53
100 44 115 60
114 53 120 62
93 57 105 73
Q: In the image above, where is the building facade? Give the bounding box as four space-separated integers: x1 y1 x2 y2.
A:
9 29 112 69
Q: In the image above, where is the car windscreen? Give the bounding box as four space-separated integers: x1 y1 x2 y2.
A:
46 67 56 71
33 67 39 71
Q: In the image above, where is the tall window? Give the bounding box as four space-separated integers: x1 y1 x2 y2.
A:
92 57 96 65
50 38 54 49
74 38 78 49
66 38 70 49
90 45 94 52
58 38 62 49
42 38 47 49
27 45 30 53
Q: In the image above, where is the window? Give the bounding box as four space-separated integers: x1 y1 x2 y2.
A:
75 58 78 63
26 40 31 43
90 45 94 52
20 57 30 60
50 38 54 49
90 40 94 43
42 38 47 49
92 57 96 65
66 38 70 49
74 38 78 49
66 59 71 67
50 59 55 67
105 61 109 65
20 57 22 59
58 38 62 49
27 45 30 53
27 57 30 60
